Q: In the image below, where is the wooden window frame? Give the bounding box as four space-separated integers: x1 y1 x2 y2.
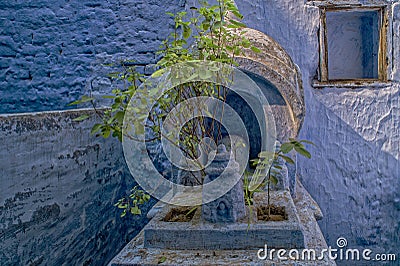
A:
317 5 390 86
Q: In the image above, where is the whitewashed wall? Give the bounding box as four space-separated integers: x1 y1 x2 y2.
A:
234 0 399 258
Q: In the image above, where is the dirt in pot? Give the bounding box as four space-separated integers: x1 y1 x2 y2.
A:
162 206 197 222
257 205 288 221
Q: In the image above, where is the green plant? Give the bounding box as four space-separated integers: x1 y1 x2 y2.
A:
114 186 151 217
248 139 314 218
243 170 265 227
243 171 264 206
70 0 258 217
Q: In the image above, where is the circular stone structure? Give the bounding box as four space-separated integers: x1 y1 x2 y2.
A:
234 27 305 138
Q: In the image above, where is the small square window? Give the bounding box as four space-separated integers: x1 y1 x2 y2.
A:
318 7 388 83
326 10 380 79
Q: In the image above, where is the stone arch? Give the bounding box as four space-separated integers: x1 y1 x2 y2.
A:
234 28 305 138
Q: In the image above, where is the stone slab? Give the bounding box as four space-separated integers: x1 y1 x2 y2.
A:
143 190 305 250
109 181 336 266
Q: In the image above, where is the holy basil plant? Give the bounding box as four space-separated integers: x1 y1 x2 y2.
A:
70 0 262 217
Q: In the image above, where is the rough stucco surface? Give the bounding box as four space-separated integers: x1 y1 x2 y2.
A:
0 110 154 265
236 0 400 260
0 0 184 114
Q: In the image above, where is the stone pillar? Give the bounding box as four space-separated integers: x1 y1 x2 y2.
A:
202 145 246 223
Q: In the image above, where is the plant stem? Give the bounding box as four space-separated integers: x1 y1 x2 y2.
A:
267 170 271 218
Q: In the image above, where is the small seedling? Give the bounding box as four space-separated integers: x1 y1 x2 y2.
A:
114 186 151 217
247 139 314 219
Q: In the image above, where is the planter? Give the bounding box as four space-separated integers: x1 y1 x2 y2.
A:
143 190 304 250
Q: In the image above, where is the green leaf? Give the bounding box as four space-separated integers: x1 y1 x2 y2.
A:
183 25 192 39
201 22 210 31
250 46 261 53
79 95 94 103
152 68 166 78
185 206 198 217
112 131 121 139
102 128 111 138
130 206 141 215
242 39 251 48
229 19 246 28
158 256 167 264
213 21 222 29
270 175 279 186
91 124 102 135
258 151 274 158
300 139 315 145
280 143 294 153
68 95 94 106
115 111 125 124
117 203 127 209
294 146 311 159
279 154 295 164
107 117 115 124
73 114 90 122
231 10 244 20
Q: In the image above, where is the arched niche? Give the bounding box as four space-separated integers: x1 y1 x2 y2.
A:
234 28 305 139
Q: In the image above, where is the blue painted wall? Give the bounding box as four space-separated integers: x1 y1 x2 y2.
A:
0 110 156 266
0 1 184 265
0 0 185 113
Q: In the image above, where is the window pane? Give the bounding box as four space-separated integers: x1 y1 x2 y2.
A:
326 10 380 80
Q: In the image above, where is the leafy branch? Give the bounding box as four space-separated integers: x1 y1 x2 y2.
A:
114 186 151 217
70 0 261 218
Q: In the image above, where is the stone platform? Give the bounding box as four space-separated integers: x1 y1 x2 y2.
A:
144 190 304 250
109 181 336 265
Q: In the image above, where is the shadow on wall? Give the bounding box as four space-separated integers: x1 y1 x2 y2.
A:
299 90 400 258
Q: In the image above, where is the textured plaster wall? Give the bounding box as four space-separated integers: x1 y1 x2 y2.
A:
0 110 155 265
236 0 400 259
0 0 184 114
